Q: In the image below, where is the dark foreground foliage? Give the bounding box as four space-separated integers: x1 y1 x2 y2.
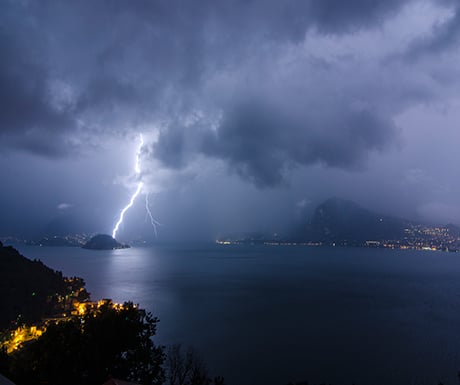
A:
2 301 164 385
165 344 225 385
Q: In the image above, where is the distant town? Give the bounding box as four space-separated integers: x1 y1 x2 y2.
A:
216 223 460 252
0 233 91 247
0 233 131 249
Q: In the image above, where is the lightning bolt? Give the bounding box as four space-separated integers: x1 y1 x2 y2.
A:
145 193 161 237
112 134 161 240
112 134 145 240
112 182 143 239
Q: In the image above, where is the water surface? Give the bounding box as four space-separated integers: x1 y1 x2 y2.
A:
14 243 460 385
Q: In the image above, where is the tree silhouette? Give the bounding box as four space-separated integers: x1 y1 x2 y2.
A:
165 344 225 385
5 301 164 385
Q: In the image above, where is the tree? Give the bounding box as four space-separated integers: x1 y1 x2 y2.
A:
165 344 225 385
5 301 164 385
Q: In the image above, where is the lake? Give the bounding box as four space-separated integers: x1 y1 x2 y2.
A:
13 243 460 385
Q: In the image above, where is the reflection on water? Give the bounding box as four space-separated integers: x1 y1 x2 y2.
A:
105 248 155 300
14 243 460 385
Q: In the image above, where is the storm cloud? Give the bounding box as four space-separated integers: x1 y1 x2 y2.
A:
1 1 411 168
1 0 460 239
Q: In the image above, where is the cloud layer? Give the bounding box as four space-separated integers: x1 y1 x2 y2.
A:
2 0 460 238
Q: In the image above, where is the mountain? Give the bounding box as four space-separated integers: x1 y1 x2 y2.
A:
82 234 129 250
216 197 460 250
295 198 410 244
0 241 68 328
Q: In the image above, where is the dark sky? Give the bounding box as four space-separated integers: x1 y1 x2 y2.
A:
1 0 460 241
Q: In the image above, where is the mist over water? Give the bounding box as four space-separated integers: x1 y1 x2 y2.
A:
14 243 460 385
